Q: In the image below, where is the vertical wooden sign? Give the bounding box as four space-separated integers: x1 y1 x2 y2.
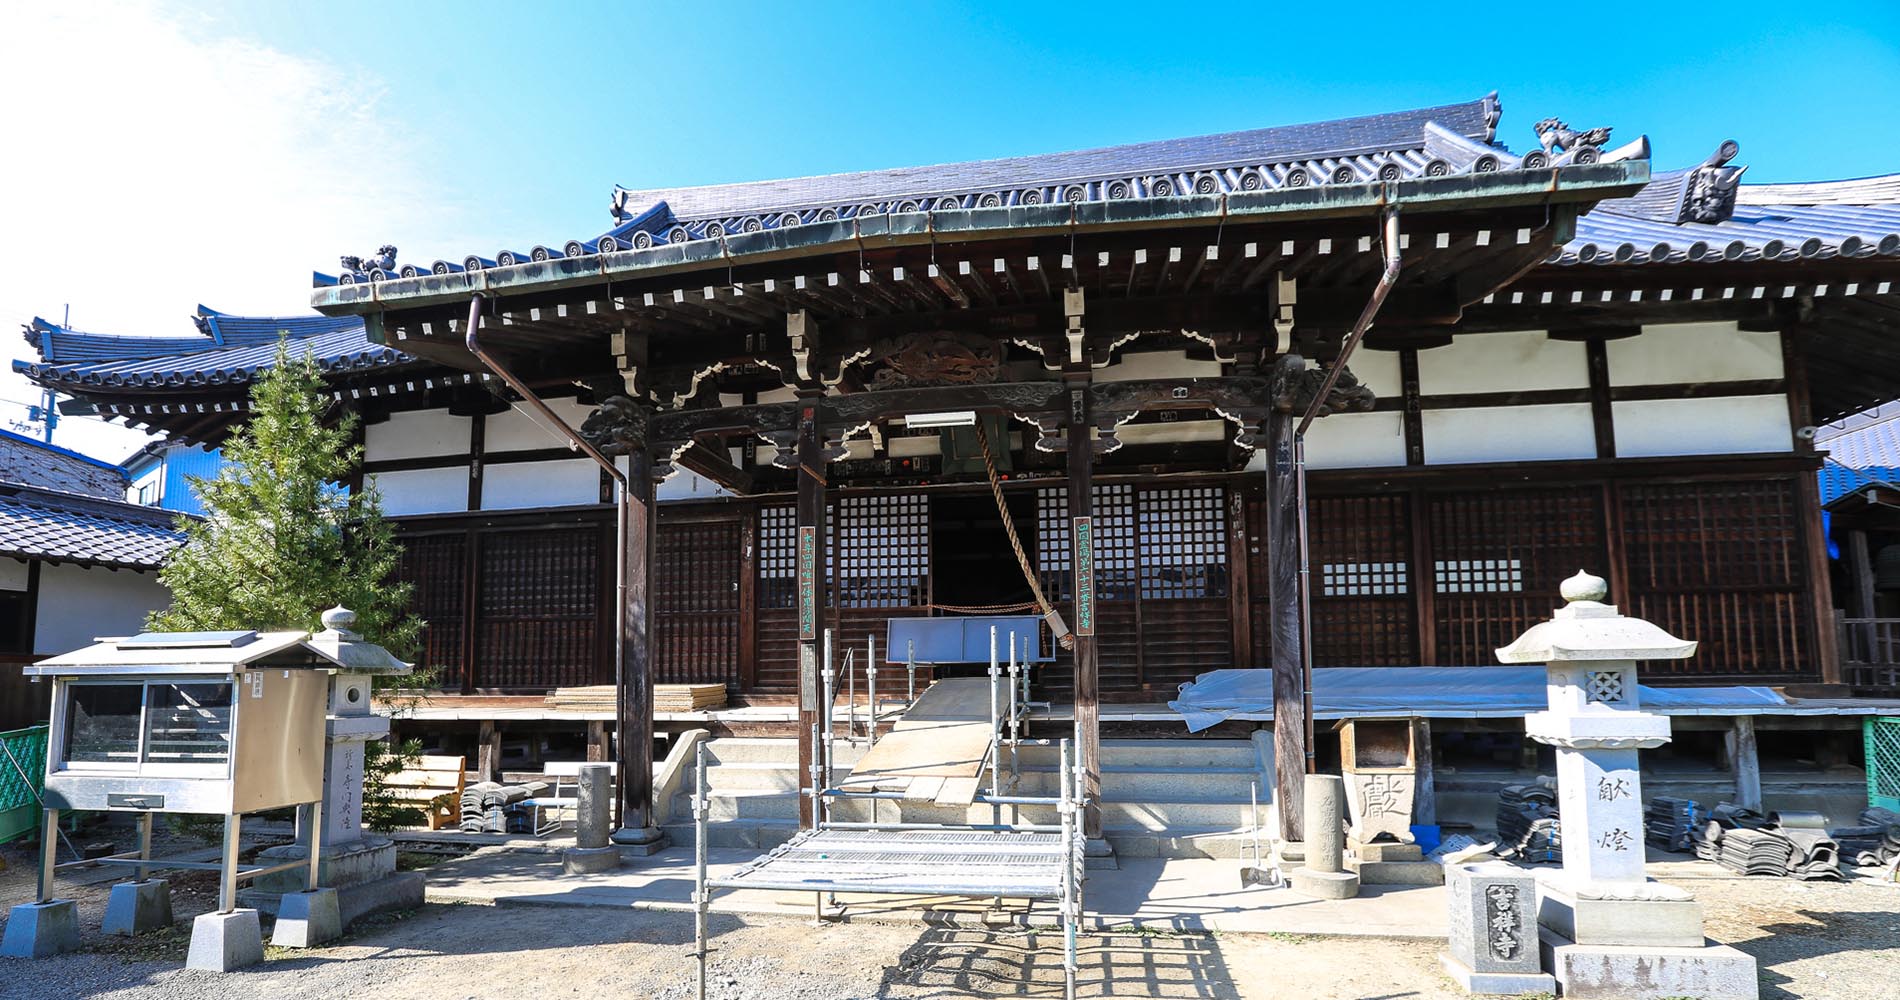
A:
797 525 818 640
1072 515 1095 637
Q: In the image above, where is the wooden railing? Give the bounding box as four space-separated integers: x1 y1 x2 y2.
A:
1838 616 1900 693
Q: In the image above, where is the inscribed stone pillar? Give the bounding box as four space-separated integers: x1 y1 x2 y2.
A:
1441 862 1552 994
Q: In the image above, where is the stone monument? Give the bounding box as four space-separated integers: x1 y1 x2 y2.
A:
563 763 620 874
1495 570 1758 1000
1337 717 1440 885
246 607 425 933
1442 861 1553 994
1288 774 1359 899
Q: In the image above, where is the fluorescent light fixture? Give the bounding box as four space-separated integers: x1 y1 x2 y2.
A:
904 410 977 429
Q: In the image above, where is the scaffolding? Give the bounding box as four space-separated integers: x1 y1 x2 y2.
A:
693 625 1088 1000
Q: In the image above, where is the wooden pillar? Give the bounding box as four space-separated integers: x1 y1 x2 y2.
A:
614 441 660 839
1267 405 1306 842
1784 325 1843 686
1848 530 1877 617
1412 718 1438 826
1725 716 1763 813
586 720 607 763
1066 383 1103 838
795 406 827 830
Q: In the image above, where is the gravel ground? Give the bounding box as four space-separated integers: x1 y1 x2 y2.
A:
1 822 1895 1000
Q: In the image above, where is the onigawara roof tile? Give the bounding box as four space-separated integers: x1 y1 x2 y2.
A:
320 94 1658 283
0 482 185 570
16 308 408 391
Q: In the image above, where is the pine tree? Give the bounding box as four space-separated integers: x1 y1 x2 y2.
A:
149 340 421 661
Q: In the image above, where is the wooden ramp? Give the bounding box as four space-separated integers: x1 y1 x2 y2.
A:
837 677 995 806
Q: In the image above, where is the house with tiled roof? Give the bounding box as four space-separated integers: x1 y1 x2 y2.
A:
0 436 182 728
17 92 1900 845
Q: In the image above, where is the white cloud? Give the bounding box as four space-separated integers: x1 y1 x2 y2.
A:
0 2 466 463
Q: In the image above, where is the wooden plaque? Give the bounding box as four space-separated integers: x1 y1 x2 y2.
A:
1072 516 1095 637
797 525 817 640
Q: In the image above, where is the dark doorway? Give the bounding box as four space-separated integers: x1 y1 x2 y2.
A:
931 493 1036 610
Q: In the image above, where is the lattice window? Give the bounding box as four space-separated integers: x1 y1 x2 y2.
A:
398 533 468 689
474 527 600 689
1322 562 1408 597
834 494 928 608
655 518 742 685
1585 670 1626 704
1434 558 1524 594
1037 484 1137 601
758 505 797 610
1138 486 1227 599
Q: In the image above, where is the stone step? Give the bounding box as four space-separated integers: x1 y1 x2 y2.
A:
1006 765 1264 801
673 788 1261 830
661 819 1268 861
698 736 1254 770
700 738 869 767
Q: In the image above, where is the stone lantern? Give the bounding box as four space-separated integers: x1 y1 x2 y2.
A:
245 607 423 930
1492 571 1757 1000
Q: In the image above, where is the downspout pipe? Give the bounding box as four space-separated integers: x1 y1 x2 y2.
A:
1292 206 1401 772
464 294 640 827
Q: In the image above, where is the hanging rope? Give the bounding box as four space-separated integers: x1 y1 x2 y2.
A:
972 418 1076 650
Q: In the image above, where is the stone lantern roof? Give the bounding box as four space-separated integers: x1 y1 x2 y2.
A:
304 606 411 675
1495 571 1696 665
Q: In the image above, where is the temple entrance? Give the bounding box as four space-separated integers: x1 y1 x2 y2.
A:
931 493 1036 612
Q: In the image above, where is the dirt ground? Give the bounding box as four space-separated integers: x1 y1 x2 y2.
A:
0 832 1895 1000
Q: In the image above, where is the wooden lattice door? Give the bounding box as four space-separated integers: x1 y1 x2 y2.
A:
654 515 746 687
473 526 602 690
398 532 470 690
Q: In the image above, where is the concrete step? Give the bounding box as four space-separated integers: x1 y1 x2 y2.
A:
700 737 868 767
698 763 861 792
700 736 1254 769
661 819 1268 861
1005 765 1264 801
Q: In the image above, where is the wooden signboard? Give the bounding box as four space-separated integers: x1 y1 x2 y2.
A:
797 525 818 641
1073 515 1095 637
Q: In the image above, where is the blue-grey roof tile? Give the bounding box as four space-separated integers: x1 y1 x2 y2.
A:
0 484 184 569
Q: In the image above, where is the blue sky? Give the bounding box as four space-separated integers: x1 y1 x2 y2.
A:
3 1 1898 461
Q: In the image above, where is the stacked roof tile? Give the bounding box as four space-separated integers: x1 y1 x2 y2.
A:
15 306 405 391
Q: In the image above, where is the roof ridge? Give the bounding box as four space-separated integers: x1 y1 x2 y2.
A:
0 481 190 526
0 426 127 474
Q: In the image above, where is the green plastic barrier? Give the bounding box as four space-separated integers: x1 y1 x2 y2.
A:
0 724 48 845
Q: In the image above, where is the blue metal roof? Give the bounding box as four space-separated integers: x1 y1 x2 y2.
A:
0 483 184 570
16 309 410 391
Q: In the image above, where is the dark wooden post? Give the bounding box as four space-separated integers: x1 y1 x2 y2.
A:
795 405 827 829
1266 402 1306 843
613 440 662 845
1065 382 1103 838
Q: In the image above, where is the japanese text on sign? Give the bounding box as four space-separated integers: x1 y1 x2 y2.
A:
1073 516 1094 637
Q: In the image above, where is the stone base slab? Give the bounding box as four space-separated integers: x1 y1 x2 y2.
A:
1538 885 1705 948
1276 841 1306 865
1 899 80 958
1439 952 1555 996
272 888 342 948
563 845 621 875
1347 858 1445 885
1289 868 1359 900
1348 840 1423 863
338 872 425 926
103 879 173 936
187 909 265 972
1084 839 1119 870
250 838 395 896
1541 928 1758 1000
611 827 669 856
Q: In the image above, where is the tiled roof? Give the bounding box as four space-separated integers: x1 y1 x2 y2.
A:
1554 139 1900 266
1819 412 1900 470
325 94 1650 281
0 430 127 498
0 483 184 570
16 308 409 391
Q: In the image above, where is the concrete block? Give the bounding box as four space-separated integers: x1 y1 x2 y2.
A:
103 879 173 936
1349 840 1423 863
1446 863 1542 978
563 845 620 875
186 909 265 972
337 872 425 926
271 888 341 948
1348 858 1445 885
1 899 80 958
1289 868 1359 899
1538 885 1705 948
610 826 668 856
1439 953 1555 996
1541 928 1758 1000
1276 841 1306 865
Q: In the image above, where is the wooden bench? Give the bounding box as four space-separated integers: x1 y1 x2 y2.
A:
386 754 467 830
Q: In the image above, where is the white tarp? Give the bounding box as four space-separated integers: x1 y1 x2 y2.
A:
1166 666 1790 733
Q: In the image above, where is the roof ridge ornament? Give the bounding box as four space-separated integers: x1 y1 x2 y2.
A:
338 245 397 276
1676 139 1746 225
1533 118 1612 161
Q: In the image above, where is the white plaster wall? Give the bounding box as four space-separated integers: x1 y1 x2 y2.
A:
1345 349 1402 399
1612 396 1792 457
127 465 163 505
0 558 29 592
363 408 471 462
1417 330 1587 394
656 469 734 502
482 458 600 510
369 467 469 516
1423 403 1597 465
34 563 169 654
485 397 595 453
1607 322 1783 385
1098 350 1224 382
1300 411 1406 469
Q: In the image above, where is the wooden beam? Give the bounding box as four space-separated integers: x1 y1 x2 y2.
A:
1266 368 1306 843
674 441 754 494
1586 339 1615 459
1066 379 1103 839
795 404 827 830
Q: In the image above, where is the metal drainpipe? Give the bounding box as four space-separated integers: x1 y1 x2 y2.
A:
1292 206 1402 771
463 294 638 826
